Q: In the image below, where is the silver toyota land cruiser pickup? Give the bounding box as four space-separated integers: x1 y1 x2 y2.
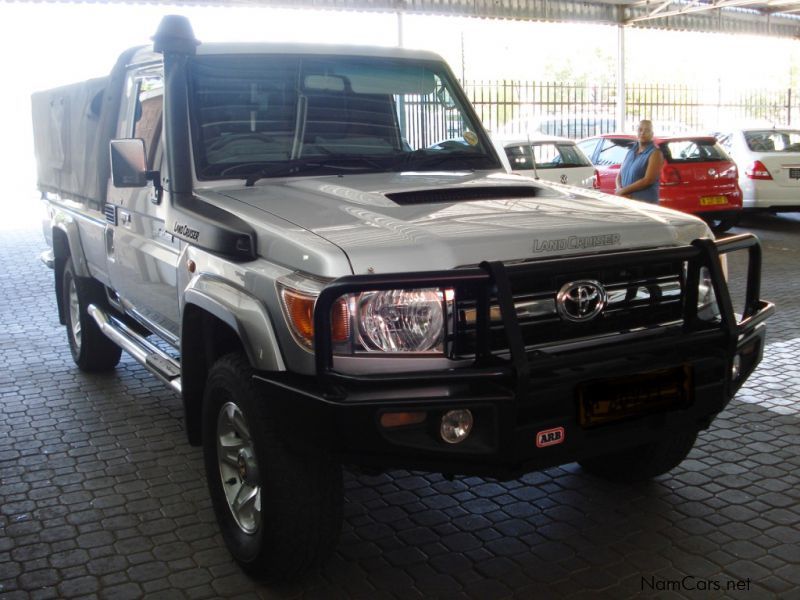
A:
32 16 773 580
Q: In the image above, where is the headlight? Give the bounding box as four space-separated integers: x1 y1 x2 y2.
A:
278 281 452 354
357 289 445 353
682 263 722 323
697 266 721 322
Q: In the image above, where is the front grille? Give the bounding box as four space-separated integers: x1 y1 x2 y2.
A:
451 260 684 357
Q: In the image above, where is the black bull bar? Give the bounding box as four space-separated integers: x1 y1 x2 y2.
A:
312 234 773 396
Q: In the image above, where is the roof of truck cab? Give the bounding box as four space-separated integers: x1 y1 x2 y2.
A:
128 42 444 67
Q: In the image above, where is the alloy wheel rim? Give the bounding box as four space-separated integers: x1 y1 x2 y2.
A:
68 277 81 349
216 401 262 534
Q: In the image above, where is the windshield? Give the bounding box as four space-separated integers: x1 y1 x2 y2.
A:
188 54 499 181
744 130 800 153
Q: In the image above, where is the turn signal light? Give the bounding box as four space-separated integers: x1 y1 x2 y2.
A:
280 288 349 347
281 289 314 343
745 160 772 180
380 411 427 428
330 297 350 343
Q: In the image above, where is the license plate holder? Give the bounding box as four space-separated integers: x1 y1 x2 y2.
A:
700 195 728 206
578 366 693 428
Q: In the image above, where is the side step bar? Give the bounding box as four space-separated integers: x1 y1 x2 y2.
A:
87 304 182 394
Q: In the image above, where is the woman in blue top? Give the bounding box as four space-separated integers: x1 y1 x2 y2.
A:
615 119 664 203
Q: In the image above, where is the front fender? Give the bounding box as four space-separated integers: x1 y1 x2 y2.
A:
183 275 285 372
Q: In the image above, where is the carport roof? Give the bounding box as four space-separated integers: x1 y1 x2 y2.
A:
19 0 800 38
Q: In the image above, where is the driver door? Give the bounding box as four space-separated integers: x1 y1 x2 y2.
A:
106 67 182 343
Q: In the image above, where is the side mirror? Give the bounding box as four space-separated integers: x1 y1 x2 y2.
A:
110 139 148 188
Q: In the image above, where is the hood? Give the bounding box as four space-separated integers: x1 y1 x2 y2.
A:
213 171 711 275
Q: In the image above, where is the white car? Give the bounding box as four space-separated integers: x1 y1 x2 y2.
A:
717 128 800 211
498 135 596 188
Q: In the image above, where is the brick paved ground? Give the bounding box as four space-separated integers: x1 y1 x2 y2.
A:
1 214 798 599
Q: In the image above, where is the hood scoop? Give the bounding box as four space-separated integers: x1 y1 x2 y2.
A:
386 185 540 206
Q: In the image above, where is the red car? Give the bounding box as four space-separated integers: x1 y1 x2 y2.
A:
577 134 743 232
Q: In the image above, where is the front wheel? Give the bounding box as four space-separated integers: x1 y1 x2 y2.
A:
578 429 698 483
202 354 343 581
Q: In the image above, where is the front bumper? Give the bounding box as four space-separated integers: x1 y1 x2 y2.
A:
254 234 773 479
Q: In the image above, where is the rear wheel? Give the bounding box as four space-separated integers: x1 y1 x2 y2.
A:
578 429 698 483
62 258 122 371
202 353 343 581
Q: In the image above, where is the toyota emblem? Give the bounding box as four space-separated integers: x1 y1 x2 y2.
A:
556 280 607 322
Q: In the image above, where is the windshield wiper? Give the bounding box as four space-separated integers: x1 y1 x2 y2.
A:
245 156 385 186
395 150 495 171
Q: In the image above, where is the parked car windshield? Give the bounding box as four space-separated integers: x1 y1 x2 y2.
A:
188 54 499 180
505 142 591 170
661 139 730 163
744 130 800 153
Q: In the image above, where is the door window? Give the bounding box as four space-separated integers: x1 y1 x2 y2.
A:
133 75 164 170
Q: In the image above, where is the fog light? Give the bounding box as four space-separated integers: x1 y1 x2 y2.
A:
731 354 741 380
440 409 473 444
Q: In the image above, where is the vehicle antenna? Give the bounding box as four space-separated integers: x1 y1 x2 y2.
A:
525 124 540 180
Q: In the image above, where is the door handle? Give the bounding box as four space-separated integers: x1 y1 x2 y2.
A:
105 226 115 258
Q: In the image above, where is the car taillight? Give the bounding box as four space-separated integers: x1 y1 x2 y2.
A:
745 160 772 180
661 166 682 186
592 169 599 189
722 165 738 179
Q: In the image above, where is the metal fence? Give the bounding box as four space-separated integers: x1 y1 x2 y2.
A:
464 80 797 138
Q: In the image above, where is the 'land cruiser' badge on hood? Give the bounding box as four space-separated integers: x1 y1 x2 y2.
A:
532 233 621 253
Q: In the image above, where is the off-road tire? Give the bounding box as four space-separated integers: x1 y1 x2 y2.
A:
578 429 698 482
62 258 122 371
202 353 343 581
